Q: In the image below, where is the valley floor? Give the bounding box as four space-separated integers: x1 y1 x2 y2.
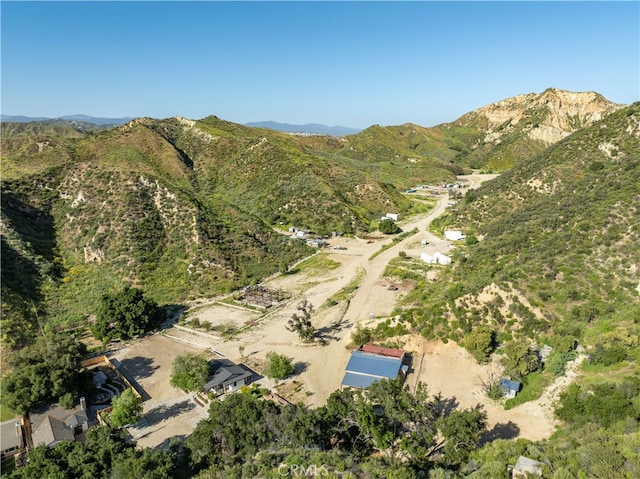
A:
106 174 567 448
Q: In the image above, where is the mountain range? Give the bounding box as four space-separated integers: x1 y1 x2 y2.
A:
244 121 361 137
1 114 134 126
0 88 632 343
2 115 360 137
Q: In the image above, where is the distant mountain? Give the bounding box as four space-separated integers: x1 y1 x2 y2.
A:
1 115 51 123
244 121 361 137
1 114 134 126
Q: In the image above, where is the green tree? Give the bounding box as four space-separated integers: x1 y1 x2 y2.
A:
59 392 75 410
379 218 400 234
91 287 164 342
437 407 488 466
111 447 175 479
351 325 373 346
109 389 143 428
265 351 294 380
464 235 479 246
170 353 210 392
185 392 281 468
10 426 135 479
463 326 495 363
285 300 316 342
279 260 289 275
590 343 627 366
1 334 89 414
501 341 539 379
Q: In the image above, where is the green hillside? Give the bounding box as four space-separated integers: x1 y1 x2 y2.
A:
332 88 624 174
0 114 459 340
2 98 639 478
312 122 466 190
384 103 640 476
422 102 640 339
396 104 640 415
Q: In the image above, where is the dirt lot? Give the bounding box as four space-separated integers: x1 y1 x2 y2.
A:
108 174 572 448
404 336 560 442
110 335 209 449
188 302 262 330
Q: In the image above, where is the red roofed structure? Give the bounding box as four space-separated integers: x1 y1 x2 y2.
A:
359 344 405 359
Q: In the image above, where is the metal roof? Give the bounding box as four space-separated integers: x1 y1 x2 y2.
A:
340 351 403 389
499 379 521 391
360 344 405 358
0 420 21 452
341 372 383 389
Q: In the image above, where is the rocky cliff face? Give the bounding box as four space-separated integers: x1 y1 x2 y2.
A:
459 88 625 147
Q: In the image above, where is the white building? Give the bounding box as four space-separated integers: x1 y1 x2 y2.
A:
444 230 466 241
386 213 400 221
420 253 436 264
434 252 452 264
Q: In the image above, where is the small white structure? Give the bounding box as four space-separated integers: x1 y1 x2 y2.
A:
421 239 429 246
444 230 466 241
386 213 400 221
434 252 452 265
420 253 436 264
512 456 544 477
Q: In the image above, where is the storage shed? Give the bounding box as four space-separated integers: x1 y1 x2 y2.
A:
444 230 466 241
420 253 436 264
433 252 452 264
499 379 522 399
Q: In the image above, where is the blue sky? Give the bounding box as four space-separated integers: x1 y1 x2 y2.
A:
2 1 638 128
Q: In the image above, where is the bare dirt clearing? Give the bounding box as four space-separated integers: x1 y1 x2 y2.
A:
404 336 562 442
110 335 209 449
188 302 262 330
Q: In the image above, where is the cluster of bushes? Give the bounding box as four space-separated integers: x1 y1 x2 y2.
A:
556 376 640 427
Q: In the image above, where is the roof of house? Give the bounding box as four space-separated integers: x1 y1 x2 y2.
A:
499 379 522 391
29 401 88 448
63 410 88 429
32 416 75 447
30 403 87 428
0 420 21 452
514 456 544 475
204 365 252 391
341 350 404 389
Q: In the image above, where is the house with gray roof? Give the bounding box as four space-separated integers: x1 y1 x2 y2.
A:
0 420 23 457
29 399 89 448
204 361 253 396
